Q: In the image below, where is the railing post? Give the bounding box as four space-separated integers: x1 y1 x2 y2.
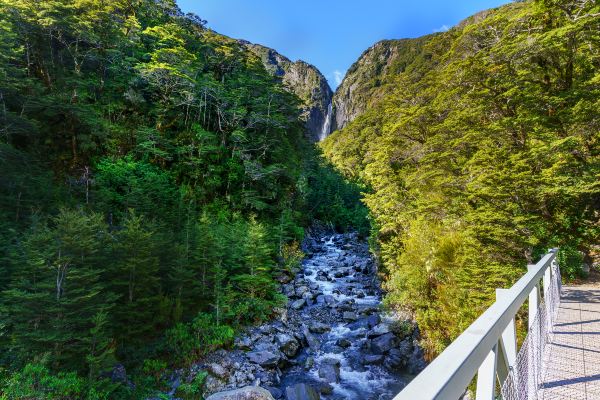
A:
527 264 540 329
527 264 542 398
476 343 498 400
496 288 517 383
543 261 552 298
392 251 557 400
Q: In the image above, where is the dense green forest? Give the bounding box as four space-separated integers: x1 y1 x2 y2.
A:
0 0 366 398
322 0 599 356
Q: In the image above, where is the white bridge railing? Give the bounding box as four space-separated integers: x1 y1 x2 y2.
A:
394 249 561 400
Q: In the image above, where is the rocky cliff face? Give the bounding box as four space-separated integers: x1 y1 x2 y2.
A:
241 41 333 142
331 37 432 131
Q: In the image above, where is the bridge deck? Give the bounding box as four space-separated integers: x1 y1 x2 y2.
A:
539 284 600 400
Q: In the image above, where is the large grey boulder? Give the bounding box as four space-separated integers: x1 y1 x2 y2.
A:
318 358 341 383
342 311 358 321
295 286 309 297
207 362 229 379
247 351 281 367
308 322 330 334
206 386 275 400
285 383 320 400
407 344 427 374
276 333 300 358
384 348 407 370
335 338 351 348
363 354 384 365
290 299 306 310
235 336 254 350
303 327 321 351
368 323 391 338
371 332 400 354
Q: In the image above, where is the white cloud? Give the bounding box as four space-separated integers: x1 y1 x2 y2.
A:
433 24 450 33
333 70 345 85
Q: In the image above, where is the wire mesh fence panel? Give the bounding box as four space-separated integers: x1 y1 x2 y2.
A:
500 261 562 400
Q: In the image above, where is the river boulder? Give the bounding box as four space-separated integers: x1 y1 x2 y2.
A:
308 322 330 334
285 383 320 400
246 351 280 367
276 333 300 358
318 358 341 383
205 386 275 400
371 332 400 354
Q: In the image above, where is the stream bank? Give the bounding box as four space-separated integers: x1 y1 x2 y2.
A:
185 229 426 399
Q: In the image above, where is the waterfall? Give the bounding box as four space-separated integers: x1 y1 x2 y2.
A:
319 102 333 141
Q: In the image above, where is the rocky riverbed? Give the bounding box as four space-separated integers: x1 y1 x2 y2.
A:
189 230 426 399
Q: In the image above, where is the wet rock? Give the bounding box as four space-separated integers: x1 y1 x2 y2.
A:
276 334 300 358
366 314 381 328
336 338 351 348
358 305 379 315
397 338 412 355
363 354 384 365
296 286 309 297
277 274 292 284
303 327 321 351
290 299 306 310
317 382 334 395
302 292 315 304
305 356 315 370
283 285 295 297
264 386 283 399
371 332 400 354
247 351 280 367
407 345 427 374
308 322 330 334
285 383 320 400
273 307 288 324
336 300 356 312
383 348 405 370
347 318 370 330
204 375 227 396
342 311 358 321
368 323 391 337
205 386 275 400
318 358 341 383
207 363 229 379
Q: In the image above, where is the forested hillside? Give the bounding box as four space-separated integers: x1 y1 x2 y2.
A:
322 0 599 356
0 0 366 397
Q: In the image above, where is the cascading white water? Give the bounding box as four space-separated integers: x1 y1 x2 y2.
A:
319 102 333 141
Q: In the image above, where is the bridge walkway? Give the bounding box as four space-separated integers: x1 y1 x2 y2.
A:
540 284 600 400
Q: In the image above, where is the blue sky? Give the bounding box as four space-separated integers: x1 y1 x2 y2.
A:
176 0 511 89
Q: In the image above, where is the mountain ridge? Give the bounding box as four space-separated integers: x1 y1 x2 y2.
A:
239 40 334 142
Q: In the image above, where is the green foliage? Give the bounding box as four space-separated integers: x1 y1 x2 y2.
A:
166 313 234 365
302 153 370 234
3 209 117 371
281 241 305 274
176 371 208 400
0 363 114 400
558 246 586 280
323 0 599 356
142 359 168 388
94 157 178 224
0 0 364 389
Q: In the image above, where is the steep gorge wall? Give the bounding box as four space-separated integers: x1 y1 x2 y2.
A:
241 41 333 142
331 36 433 131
